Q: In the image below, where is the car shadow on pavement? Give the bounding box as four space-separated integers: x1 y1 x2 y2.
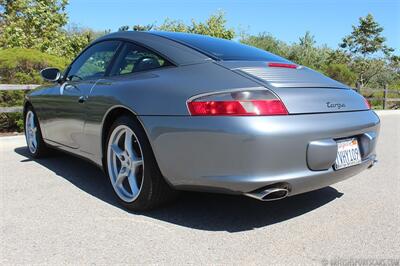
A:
15 146 343 233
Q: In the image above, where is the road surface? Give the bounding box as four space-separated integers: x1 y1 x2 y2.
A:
1 111 399 265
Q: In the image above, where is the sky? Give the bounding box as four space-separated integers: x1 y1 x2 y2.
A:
67 0 400 54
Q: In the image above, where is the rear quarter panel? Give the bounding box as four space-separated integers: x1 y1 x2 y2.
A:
83 61 262 161
91 61 262 115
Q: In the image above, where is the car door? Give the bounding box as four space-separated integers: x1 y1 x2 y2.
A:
80 41 173 158
44 40 121 149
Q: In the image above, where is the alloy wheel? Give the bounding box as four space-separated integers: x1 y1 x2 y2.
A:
25 110 38 154
107 125 144 202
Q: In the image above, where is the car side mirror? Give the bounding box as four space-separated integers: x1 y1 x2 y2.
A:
40 67 61 82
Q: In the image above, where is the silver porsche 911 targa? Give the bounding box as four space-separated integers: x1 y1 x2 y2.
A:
24 31 380 210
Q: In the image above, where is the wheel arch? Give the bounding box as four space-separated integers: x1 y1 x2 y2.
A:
23 100 33 118
100 105 152 169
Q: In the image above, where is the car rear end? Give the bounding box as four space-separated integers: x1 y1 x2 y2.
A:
146 110 379 198
143 32 380 200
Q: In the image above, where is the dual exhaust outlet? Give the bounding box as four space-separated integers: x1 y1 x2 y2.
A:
245 158 378 201
244 186 289 201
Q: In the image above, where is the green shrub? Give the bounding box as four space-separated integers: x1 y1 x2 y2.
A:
0 112 24 132
0 48 68 84
0 90 27 107
0 48 69 132
323 64 357 87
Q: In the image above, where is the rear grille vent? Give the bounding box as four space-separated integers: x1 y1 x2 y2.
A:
238 67 345 88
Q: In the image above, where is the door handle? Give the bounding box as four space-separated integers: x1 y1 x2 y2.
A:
78 96 87 103
60 83 80 95
64 84 80 92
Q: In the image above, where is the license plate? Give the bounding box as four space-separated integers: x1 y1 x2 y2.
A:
334 138 362 170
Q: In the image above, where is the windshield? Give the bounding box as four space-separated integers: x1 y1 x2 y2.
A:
152 32 290 62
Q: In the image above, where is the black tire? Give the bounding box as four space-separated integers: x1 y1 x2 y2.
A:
105 115 177 211
24 106 51 158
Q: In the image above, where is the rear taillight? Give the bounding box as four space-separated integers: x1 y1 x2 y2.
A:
187 90 288 116
268 62 298 69
364 97 371 109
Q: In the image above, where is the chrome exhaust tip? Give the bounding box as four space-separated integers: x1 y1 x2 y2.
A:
368 159 378 169
245 187 289 201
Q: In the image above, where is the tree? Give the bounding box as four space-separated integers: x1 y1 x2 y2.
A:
341 14 393 56
286 32 331 71
0 0 93 59
157 18 188 33
0 0 68 49
340 14 394 88
132 24 153 31
116 12 234 39
240 32 289 58
190 11 234 39
324 64 356 86
369 56 400 88
240 31 333 72
118 25 130 31
117 24 153 32
157 11 235 39
326 49 351 65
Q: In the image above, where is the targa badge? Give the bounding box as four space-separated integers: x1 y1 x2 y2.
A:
326 102 346 109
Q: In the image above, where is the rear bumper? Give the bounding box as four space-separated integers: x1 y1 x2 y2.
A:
139 110 380 196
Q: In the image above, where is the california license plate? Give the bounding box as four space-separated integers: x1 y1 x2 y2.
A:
334 138 362 170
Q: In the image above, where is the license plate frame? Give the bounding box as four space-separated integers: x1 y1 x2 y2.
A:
334 138 362 170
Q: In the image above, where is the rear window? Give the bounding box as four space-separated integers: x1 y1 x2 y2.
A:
152 32 289 62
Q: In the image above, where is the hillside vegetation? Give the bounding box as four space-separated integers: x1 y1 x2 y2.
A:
0 1 399 132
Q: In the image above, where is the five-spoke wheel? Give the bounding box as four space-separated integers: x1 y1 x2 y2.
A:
25 110 38 154
107 125 144 202
105 115 176 210
24 106 49 158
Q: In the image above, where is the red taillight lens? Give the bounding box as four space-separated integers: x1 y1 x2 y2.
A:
250 100 288 115
188 90 288 116
268 62 298 69
188 101 246 115
364 97 371 109
188 96 288 116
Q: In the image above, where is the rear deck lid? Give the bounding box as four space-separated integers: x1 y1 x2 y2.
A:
220 61 346 88
269 87 368 114
217 61 369 114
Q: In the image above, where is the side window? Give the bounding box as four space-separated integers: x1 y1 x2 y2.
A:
67 41 120 81
110 42 170 76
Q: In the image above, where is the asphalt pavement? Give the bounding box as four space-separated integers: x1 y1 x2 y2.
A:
1 111 399 265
